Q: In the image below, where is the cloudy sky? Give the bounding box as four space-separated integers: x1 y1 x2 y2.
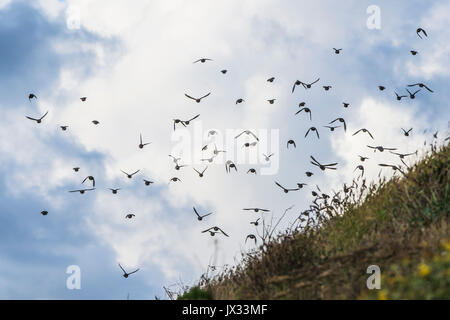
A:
0 0 449 299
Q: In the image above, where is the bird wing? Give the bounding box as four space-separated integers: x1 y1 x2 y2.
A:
193 207 200 217
26 116 38 121
188 114 200 122
305 128 311 138
40 111 49 120
118 264 126 273
121 170 129 176
184 94 196 100
201 212 213 218
200 92 211 100
353 129 362 136
128 268 139 275
367 130 374 139
130 169 140 176
310 78 320 85
275 181 285 190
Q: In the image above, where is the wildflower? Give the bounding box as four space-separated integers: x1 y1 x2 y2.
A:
418 263 431 277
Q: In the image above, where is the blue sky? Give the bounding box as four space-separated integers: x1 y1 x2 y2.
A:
0 0 449 299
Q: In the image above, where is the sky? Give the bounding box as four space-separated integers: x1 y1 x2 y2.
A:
0 0 449 299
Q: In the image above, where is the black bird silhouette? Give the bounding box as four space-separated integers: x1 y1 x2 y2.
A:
378 86 386 91
109 188 120 194
305 171 314 177
193 58 212 63
28 93 37 101
250 218 260 226
220 69 227 74
292 80 302 93
26 110 48 124
297 183 307 189
333 48 342 54
343 102 350 108
302 78 320 89
416 28 427 39
225 160 237 173
329 118 347 131
185 93 211 103
82 175 95 187
310 156 337 171
367 145 397 152
139 134 151 149
118 264 139 278
41 210 48 216
295 107 312 120
246 234 257 244
267 99 276 104
354 165 365 177
193 207 213 221
305 127 320 139
410 50 418 56
408 83 433 93
401 128 413 136
73 167 80 172
69 188 95 194
183 114 200 125
202 226 229 237
275 181 299 193
173 118 186 131
80 97 87 101
60 126 68 131
406 88 420 99
92 120 100 125
125 213 135 219
358 155 369 162
243 208 269 213
323 86 332 91
143 179 154 186
353 128 374 139
395 92 408 101
287 139 296 148
389 151 417 159
247 168 257 174
323 125 340 132
267 77 275 82
235 98 245 104
193 166 207 177
242 141 258 148
169 177 181 184
121 169 140 179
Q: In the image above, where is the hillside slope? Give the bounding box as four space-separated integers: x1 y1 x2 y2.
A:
179 143 449 300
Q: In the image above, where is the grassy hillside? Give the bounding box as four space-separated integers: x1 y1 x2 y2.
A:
178 143 449 300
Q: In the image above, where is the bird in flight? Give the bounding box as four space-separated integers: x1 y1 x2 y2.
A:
310 156 337 171
358 155 369 162
118 264 139 278
235 98 245 104
121 169 140 179
323 125 340 132
389 151 417 159
292 80 302 93
247 168 257 174
395 92 408 101
323 86 332 91
267 77 275 83
343 102 350 108
139 134 151 149
287 139 296 148
92 120 100 125
60 126 68 131
69 188 95 194
246 234 257 244
184 92 211 103
295 107 312 120
250 218 260 226
169 177 181 184
263 153 274 161
329 118 347 132
202 226 229 237
416 28 427 39
243 208 269 213
143 179 154 186
125 213 135 219
305 127 320 139
225 160 237 173
401 128 413 136
267 99 276 104
353 128 374 139
183 114 200 125
82 175 95 187
408 83 433 93
406 88 420 99
193 58 213 63
193 207 213 221
28 93 37 101
367 145 397 152
301 78 320 89
41 210 48 216
173 118 186 131
26 111 48 124
235 130 259 141
354 165 365 177
242 141 258 148
410 50 418 56
193 166 208 178
109 188 120 194
333 48 342 54
73 167 80 172
220 69 227 74
80 97 87 101
378 86 386 91
275 181 299 193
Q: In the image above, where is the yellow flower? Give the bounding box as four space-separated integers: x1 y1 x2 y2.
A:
443 240 450 252
378 290 388 300
418 263 431 277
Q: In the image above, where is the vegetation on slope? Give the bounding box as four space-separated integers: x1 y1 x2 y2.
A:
178 143 449 300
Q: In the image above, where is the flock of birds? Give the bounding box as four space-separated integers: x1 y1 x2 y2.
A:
24 27 445 278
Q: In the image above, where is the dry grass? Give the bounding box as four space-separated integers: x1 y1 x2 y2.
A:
178 142 449 300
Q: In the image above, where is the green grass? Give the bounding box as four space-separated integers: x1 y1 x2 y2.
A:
178 143 449 300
